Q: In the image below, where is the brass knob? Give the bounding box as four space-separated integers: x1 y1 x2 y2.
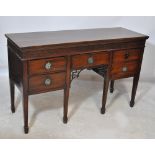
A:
45 62 52 70
44 78 52 86
88 57 94 64
124 52 129 59
122 66 128 72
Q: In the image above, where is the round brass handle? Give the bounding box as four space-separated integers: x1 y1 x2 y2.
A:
88 57 94 64
45 62 52 70
122 66 128 72
124 52 129 59
44 78 52 86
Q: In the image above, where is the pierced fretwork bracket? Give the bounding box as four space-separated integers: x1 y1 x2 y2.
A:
70 65 108 84
71 69 84 82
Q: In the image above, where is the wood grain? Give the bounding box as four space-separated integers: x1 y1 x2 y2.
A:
5 27 148 48
29 57 66 76
112 48 143 63
111 61 140 74
72 51 109 69
29 72 66 93
6 27 149 134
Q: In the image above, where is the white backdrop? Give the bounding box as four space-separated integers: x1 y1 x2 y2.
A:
0 16 155 78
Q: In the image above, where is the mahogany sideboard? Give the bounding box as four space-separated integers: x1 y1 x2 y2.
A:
5 27 149 134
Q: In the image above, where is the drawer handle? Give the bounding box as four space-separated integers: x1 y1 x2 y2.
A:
88 57 94 64
124 52 129 59
44 78 52 86
45 62 52 70
122 66 128 72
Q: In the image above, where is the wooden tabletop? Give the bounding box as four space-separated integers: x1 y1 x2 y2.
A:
5 27 149 48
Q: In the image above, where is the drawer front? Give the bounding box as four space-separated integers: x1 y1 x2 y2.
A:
112 49 142 63
111 61 140 79
29 57 66 75
72 52 109 69
29 72 66 93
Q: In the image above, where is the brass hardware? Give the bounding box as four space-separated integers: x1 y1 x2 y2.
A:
44 78 52 86
45 62 52 70
88 57 94 64
122 66 128 72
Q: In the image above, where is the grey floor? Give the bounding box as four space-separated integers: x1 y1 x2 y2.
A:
0 70 155 138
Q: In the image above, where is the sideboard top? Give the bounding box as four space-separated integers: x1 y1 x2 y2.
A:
5 27 149 49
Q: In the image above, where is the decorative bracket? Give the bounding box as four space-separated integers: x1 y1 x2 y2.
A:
70 65 108 83
71 69 84 82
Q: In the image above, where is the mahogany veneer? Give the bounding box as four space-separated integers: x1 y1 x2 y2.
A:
29 57 66 75
5 27 149 134
72 51 109 69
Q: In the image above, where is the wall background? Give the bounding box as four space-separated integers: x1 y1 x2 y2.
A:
0 16 155 79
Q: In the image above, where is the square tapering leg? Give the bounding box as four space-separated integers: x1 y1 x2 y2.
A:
9 79 15 113
63 87 70 123
101 68 110 114
130 73 140 107
63 56 71 124
110 80 115 93
23 92 29 134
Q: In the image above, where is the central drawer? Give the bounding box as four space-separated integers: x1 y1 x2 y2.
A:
72 52 109 69
29 72 66 93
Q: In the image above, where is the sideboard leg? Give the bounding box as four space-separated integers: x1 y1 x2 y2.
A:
110 80 115 93
101 68 110 114
130 73 140 107
63 86 70 123
23 92 29 134
9 79 15 113
63 56 71 124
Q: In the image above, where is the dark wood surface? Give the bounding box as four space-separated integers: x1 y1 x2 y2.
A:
111 61 140 74
5 27 148 49
63 56 71 123
29 57 66 76
112 49 142 63
29 72 66 93
72 51 109 69
6 27 149 133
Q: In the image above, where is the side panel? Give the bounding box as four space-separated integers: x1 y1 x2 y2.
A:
8 41 23 90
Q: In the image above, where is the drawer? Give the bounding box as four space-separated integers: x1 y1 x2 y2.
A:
29 57 66 75
111 61 140 79
112 49 142 63
72 52 109 69
29 72 66 93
